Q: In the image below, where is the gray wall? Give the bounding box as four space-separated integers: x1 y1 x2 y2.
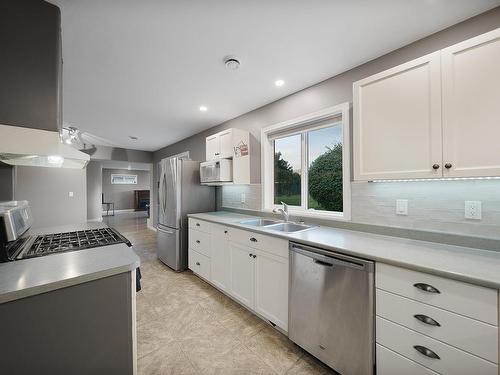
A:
86 160 102 221
14 166 86 229
153 7 500 238
102 168 150 210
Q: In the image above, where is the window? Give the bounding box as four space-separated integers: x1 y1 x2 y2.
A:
262 103 351 219
111 174 138 184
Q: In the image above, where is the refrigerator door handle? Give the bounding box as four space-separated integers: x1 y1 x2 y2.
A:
157 226 174 235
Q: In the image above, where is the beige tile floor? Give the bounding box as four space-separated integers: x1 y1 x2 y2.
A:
104 212 337 375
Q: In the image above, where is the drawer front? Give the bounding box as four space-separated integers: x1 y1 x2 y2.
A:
376 289 498 363
228 227 288 258
188 249 210 280
188 218 210 233
377 344 439 375
210 222 229 237
376 317 498 375
376 263 498 325
188 229 211 257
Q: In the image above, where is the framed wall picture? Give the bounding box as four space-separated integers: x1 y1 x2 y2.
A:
111 174 138 184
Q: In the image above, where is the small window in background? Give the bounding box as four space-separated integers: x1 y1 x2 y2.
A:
111 174 138 184
274 134 301 207
308 124 343 212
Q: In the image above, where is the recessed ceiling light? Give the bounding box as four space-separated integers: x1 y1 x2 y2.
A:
275 79 285 87
199 106 208 112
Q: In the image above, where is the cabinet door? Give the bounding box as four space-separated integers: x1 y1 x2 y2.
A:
254 250 288 331
218 130 233 158
206 135 219 160
210 230 231 292
229 242 254 309
441 28 500 177
353 52 443 180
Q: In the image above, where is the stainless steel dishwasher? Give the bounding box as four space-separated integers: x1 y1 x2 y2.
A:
289 242 375 375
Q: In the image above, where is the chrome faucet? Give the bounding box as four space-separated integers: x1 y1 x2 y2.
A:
273 201 290 222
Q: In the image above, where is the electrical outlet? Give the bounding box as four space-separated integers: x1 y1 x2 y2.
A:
396 199 408 216
465 201 481 220
69 191 74 198
241 193 246 203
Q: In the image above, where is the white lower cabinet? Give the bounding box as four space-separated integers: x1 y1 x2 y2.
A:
229 242 255 309
189 220 289 333
254 249 288 331
210 225 231 292
376 263 499 375
377 344 439 375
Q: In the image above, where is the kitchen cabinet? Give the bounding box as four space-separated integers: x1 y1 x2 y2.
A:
375 263 499 374
353 52 443 180
210 223 231 292
204 128 254 184
441 28 500 177
229 242 255 309
205 129 239 160
354 28 500 180
188 218 289 332
254 249 288 330
0 1 62 132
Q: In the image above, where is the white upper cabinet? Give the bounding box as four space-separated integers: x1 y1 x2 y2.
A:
206 135 219 160
354 28 500 180
441 28 500 177
204 128 253 184
354 52 443 180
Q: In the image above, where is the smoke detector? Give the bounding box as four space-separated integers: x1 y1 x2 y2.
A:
224 56 241 70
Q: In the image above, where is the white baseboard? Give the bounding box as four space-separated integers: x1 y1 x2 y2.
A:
88 217 103 222
147 218 157 231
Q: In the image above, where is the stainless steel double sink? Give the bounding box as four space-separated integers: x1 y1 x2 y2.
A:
239 218 313 233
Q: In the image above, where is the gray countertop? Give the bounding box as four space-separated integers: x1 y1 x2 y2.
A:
0 222 140 304
189 211 500 290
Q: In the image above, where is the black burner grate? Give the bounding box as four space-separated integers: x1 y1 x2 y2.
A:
24 228 130 259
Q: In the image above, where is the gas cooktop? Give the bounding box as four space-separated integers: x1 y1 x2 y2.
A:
21 228 131 259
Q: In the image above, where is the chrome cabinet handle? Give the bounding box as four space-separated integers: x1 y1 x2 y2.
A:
432 164 440 170
414 314 441 327
250 237 258 242
414 283 440 294
196 240 200 243
224 230 228 234
196 223 200 227
195 262 200 266
249 253 253 257
444 163 452 169
413 345 440 360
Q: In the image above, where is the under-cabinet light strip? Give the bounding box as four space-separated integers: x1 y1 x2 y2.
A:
370 177 500 183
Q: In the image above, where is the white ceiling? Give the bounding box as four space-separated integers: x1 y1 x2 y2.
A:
51 0 499 152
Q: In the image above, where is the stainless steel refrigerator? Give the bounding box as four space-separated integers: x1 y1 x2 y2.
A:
157 157 215 271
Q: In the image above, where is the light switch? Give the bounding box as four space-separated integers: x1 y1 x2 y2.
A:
465 201 481 220
69 191 74 197
396 199 408 216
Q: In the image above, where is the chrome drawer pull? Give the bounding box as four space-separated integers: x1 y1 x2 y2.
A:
314 259 333 267
414 283 440 294
195 262 200 266
413 345 440 360
414 314 441 327
196 240 200 243
250 237 258 242
196 223 200 227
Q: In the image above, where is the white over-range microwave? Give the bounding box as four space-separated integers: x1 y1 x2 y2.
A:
200 159 233 184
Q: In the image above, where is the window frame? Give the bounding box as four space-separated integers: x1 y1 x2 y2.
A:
261 102 351 220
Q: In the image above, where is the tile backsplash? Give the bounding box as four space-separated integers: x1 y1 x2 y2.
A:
221 180 500 239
